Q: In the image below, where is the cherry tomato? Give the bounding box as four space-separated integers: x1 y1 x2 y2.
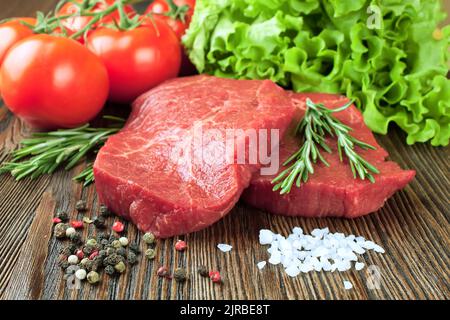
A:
87 17 181 103
0 35 109 129
58 0 135 42
0 18 36 94
146 0 196 40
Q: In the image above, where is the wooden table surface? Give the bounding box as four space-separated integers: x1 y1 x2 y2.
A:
0 0 449 300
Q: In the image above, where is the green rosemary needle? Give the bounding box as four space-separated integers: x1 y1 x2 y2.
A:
0 116 125 185
272 99 379 195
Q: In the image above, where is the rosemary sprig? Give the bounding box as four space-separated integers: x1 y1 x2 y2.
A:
73 163 95 186
272 99 379 195
0 116 125 185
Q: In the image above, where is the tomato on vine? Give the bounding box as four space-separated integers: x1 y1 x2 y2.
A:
57 0 135 42
0 35 109 129
87 16 181 103
0 18 36 94
145 0 196 40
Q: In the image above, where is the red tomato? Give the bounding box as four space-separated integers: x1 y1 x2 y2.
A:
146 0 196 40
0 18 36 94
0 35 109 129
87 17 181 103
146 0 197 76
58 0 135 42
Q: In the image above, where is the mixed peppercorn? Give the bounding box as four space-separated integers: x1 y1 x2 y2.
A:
53 200 223 287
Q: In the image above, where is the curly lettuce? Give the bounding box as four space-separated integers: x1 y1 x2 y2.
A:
183 0 450 146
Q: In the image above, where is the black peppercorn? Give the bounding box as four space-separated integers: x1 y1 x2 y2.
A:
56 211 69 222
174 268 187 283
69 232 82 244
100 239 109 246
103 253 123 266
75 200 87 212
91 257 102 271
58 260 70 270
116 247 127 257
93 216 106 229
106 247 115 256
82 244 95 255
127 251 138 265
59 246 72 256
105 265 115 276
128 242 140 254
109 233 119 242
84 260 94 272
98 250 107 258
198 265 209 277
99 204 112 217
96 232 108 241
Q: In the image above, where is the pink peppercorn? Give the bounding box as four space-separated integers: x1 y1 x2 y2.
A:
70 220 83 229
175 240 187 251
75 249 84 260
209 271 221 283
112 221 124 233
52 217 62 224
89 250 99 260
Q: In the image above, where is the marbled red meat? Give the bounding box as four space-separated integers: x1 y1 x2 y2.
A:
242 93 416 218
94 75 295 237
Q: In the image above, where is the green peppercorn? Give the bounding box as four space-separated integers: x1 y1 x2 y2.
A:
128 242 140 254
198 265 209 278
86 238 97 246
93 216 106 229
54 223 68 239
69 233 82 244
106 247 115 256
75 200 87 212
111 240 122 249
99 204 112 217
105 265 115 276
80 258 89 267
174 268 187 283
87 271 100 284
145 248 156 260
116 247 127 257
56 211 69 222
127 252 138 265
114 261 126 274
143 232 156 245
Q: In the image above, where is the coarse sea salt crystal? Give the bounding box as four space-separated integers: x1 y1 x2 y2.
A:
344 280 353 290
259 229 274 245
257 261 266 270
355 262 365 271
257 227 385 278
217 243 232 252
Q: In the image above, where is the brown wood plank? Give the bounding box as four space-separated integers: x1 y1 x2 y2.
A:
0 0 449 300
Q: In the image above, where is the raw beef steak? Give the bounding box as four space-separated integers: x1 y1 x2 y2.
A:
242 93 416 218
94 75 295 237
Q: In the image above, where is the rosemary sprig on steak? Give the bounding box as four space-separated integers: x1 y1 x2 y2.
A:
0 116 124 185
272 99 379 195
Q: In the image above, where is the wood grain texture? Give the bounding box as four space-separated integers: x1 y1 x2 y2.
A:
0 0 449 301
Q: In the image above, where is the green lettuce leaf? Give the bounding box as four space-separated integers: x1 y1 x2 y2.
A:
183 0 450 146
